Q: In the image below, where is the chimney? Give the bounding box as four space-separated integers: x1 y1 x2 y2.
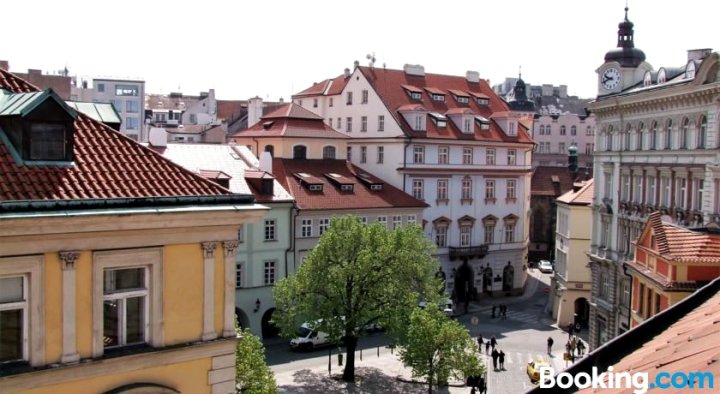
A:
148 127 168 147
247 96 264 127
344 68 351 78
353 60 360 69
403 64 425 77
567 144 578 181
687 48 712 62
259 151 272 175
0 60 8 71
466 71 480 83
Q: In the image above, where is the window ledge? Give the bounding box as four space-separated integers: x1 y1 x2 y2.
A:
436 198 449 205
484 198 496 204
505 198 517 204
461 198 474 205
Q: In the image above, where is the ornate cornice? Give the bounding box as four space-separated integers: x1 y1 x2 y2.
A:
201 242 216 259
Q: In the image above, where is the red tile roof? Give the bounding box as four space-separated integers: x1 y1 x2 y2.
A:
231 103 349 139
294 74 350 97
272 158 427 211
576 281 720 393
531 166 575 196
0 69 234 204
355 66 534 143
556 179 594 205
642 212 720 264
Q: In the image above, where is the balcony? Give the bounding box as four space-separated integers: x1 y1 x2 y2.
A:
449 245 489 261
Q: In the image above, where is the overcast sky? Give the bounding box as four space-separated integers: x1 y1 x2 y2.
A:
1 0 717 101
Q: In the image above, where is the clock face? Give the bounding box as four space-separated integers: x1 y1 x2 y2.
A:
602 67 621 90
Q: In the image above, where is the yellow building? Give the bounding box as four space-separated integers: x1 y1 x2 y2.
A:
0 70 266 393
550 179 593 329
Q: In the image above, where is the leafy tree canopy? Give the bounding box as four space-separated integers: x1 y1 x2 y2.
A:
235 327 278 394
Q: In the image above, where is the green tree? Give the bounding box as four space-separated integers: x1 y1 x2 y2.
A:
273 215 441 382
235 327 278 394
399 305 484 393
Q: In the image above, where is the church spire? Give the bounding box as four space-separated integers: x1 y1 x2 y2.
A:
604 4 646 67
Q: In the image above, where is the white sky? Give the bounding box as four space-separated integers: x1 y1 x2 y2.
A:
1 0 717 101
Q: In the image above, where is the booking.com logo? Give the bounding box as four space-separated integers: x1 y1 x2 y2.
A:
539 366 715 394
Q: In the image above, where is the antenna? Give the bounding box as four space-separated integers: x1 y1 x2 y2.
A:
366 52 376 68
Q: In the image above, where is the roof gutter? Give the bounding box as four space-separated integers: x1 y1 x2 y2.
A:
0 194 256 213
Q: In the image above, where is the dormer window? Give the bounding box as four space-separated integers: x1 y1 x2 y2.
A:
643 72 652 87
658 68 667 84
508 122 517 137
477 98 489 105
0 89 77 164
424 87 445 102
429 112 447 127
685 61 696 79
475 116 490 130
448 90 470 104
323 172 355 192
402 85 423 101
411 92 422 100
293 172 324 191
356 172 384 191
431 94 445 102
414 115 425 131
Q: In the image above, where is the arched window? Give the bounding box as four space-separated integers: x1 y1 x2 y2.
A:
264 145 274 156
680 117 690 149
650 121 658 150
570 125 577 136
322 145 336 159
560 125 566 136
697 115 707 149
636 122 644 150
664 119 673 150
624 124 631 151
293 145 307 159
605 126 613 151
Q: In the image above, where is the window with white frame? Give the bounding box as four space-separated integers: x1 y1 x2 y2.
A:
486 148 495 165
661 176 671 206
636 123 644 150
406 215 417 226
463 118 472 134
633 175 643 203
621 175 630 201
438 146 449 164
571 125 577 136
392 215 402 229
504 223 515 243
604 173 613 199
412 179 424 200
435 225 447 247
336 118 341 129
323 146 336 159
377 146 384 163
485 180 495 200
347 146 352 162
647 176 656 205
460 226 471 247
237 225 244 243
360 116 368 132
264 219 276 241
462 177 472 200
508 122 516 136
103 267 148 348
585 143 594 155
413 146 425 163
346 117 353 132
378 115 385 131
506 179 516 199
360 216 368 225
361 90 368 104
676 178 687 208
437 179 448 201
235 263 243 288
415 115 425 131
558 142 566 154
600 215 611 248
360 146 367 163
0 276 26 362
462 147 473 164
680 118 690 149
586 126 593 136
560 125 566 136
319 218 330 235
599 272 609 298
264 261 276 285
301 219 313 238
329 98 334 107
484 223 495 244
377 216 387 227
665 119 672 150
507 149 516 165
693 179 704 210
346 91 353 105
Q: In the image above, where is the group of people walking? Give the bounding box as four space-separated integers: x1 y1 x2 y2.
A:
490 304 508 319
477 335 505 371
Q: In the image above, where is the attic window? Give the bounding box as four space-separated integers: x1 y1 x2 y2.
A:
30 123 67 160
309 184 323 191
476 98 489 106
431 94 445 102
475 116 490 130
263 121 274 130
456 96 469 104
643 72 652 87
410 92 422 100
429 112 447 127
341 184 354 191
370 184 383 191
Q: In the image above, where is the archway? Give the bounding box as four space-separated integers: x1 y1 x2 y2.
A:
482 265 493 295
235 307 249 331
574 297 590 328
261 308 280 338
453 260 475 307
502 262 514 292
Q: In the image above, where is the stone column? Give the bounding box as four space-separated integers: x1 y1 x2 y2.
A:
222 240 239 337
59 251 80 364
201 242 217 341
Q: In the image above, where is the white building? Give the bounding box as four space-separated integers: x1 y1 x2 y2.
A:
71 78 145 141
294 64 535 301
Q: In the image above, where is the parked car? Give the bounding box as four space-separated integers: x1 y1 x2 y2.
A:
538 260 554 273
419 298 455 317
527 359 551 383
289 321 330 351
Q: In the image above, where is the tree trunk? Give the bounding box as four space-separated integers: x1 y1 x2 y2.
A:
428 358 434 394
342 335 358 382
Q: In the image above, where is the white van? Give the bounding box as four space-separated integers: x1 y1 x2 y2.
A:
289 322 330 351
419 298 455 317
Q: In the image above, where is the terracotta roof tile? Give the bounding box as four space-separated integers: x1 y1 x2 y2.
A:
272 159 427 211
556 179 594 205
0 69 234 203
531 166 576 196
231 104 349 139
643 212 720 264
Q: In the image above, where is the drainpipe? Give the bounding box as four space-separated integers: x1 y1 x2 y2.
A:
284 202 296 278
290 203 300 273
622 262 633 331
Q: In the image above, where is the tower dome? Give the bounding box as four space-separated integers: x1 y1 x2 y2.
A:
604 7 646 67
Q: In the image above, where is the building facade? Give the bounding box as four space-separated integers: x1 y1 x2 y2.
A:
549 179 594 329
71 78 146 141
0 69 267 393
587 7 720 349
293 64 534 300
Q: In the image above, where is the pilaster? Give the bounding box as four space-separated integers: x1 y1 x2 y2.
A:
222 240 239 337
59 250 80 364
201 242 217 341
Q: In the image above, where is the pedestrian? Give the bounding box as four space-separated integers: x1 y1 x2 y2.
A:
547 336 554 355
490 336 497 350
470 387 476 394
491 305 496 318
478 374 487 394
477 335 484 352
498 349 505 370
491 348 499 370
577 340 585 356
567 322 574 339
502 304 507 319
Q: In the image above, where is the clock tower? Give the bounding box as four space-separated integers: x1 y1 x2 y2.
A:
596 7 652 96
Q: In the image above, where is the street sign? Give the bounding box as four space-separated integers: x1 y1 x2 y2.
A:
543 287 550 294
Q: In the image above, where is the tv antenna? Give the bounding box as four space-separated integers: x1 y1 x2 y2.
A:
366 52 376 68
